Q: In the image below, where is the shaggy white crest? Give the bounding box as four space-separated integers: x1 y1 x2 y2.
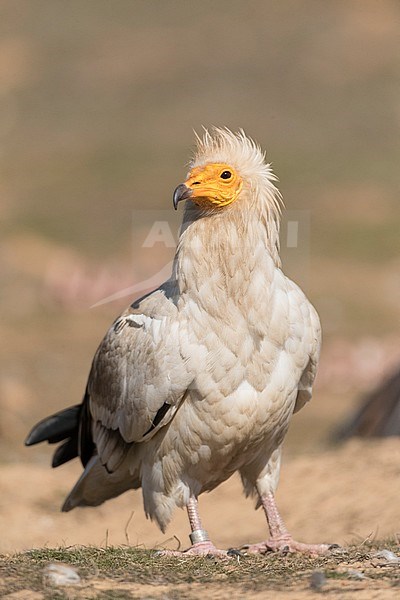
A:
190 127 284 221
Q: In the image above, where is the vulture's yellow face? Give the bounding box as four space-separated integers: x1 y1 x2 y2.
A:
173 163 243 210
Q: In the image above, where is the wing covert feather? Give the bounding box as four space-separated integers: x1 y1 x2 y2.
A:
88 289 192 445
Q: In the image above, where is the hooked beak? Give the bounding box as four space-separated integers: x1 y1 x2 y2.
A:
173 184 193 210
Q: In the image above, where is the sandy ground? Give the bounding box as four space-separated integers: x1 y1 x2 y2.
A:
2 438 399 555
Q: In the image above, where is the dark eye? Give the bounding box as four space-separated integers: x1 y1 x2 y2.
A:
220 170 232 180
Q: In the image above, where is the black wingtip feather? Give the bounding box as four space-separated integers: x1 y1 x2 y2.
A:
26 392 95 469
51 436 79 467
25 405 81 446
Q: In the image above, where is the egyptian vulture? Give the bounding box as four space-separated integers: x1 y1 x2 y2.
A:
26 128 329 557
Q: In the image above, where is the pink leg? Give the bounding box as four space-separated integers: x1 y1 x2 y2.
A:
243 492 332 556
158 496 229 558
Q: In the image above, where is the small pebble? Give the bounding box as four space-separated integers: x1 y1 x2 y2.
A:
373 550 400 564
310 570 326 591
227 548 243 558
43 563 81 586
347 569 366 580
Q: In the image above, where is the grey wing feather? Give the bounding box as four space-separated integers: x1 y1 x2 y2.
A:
88 287 192 470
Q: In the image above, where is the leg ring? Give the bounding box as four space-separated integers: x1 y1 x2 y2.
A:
189 529 210 544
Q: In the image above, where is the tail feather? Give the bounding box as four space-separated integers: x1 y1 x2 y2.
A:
62 455 139 512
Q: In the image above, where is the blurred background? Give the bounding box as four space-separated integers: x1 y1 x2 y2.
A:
1 0 400 551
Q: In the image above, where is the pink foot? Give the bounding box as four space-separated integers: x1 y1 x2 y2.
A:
242 536 334 556
157 541 230 559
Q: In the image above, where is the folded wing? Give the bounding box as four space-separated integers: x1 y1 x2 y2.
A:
26 286 192 474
